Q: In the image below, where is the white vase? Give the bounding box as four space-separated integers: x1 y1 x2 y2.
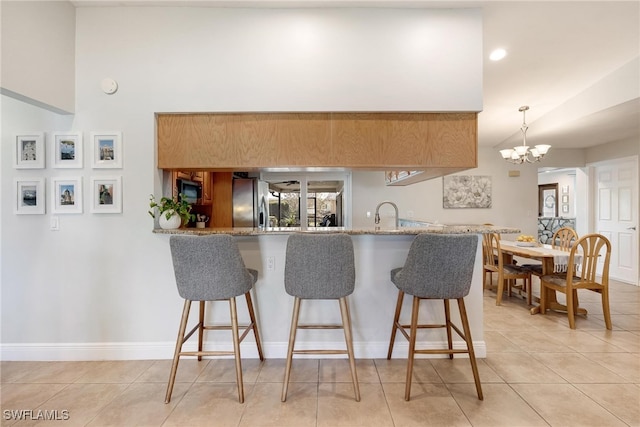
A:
159 210 182 230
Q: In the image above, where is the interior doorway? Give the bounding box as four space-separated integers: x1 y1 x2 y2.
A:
538 183 558 217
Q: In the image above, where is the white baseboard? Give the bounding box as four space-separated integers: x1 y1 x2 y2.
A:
0 340 486 361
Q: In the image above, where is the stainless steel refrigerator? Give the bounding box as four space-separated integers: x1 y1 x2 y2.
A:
232 178 270 228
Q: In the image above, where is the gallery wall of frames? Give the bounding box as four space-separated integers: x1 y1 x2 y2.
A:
12 131 123 215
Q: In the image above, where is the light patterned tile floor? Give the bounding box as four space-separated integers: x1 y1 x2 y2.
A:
1 279 638 426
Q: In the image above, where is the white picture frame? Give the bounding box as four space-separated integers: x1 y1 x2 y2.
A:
14 133 45 169
51 177 83 214
91 131 122 169
14 178 45 215
90 176 122 213
52 132 83 168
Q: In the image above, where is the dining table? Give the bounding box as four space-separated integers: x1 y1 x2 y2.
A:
499 240 586 315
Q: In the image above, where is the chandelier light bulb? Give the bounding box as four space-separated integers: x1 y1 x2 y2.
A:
500 149 514 159
535 144 551 155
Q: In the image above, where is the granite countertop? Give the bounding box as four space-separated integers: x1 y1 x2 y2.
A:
152 224 520 236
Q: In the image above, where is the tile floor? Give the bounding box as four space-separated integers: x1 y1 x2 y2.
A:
1 279 638 426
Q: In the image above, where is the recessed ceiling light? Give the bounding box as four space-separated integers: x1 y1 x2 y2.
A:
489 48 507 61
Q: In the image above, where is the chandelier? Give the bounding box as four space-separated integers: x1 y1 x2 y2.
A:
499 106 551 164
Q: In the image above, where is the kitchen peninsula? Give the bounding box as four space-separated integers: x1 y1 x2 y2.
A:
153 224 519 359
154 109 505 358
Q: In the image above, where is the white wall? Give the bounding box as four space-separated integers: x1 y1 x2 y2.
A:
0 1 75 113
74 7 481 113
353 148 540 238
585 137 640 164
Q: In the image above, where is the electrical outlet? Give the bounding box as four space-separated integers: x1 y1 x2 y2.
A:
366 211 371 218
50 216 60 231
266 256 275 271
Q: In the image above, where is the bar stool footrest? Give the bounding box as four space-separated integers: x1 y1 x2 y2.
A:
292 349 348 355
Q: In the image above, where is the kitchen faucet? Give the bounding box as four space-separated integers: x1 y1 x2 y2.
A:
374 201 399 228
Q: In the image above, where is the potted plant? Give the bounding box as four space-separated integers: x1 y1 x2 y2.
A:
149 193 195 229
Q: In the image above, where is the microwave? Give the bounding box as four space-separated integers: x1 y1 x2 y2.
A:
177 179 202 204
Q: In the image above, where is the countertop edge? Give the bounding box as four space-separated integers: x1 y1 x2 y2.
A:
152 225 520 236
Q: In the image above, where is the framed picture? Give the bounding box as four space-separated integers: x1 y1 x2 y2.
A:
91 131 122 168
443 175 492 208
90 176 122 213
562 204 570 213
51 177 83 214
562 195 569 203
14 133 45 169
52 132 83 168
562 185 569 194
14 178 45 214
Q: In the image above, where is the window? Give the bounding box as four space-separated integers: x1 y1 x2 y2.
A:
267 182 300 227
261 172 351 229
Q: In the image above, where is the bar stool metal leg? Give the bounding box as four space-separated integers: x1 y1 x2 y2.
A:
197 301 205 361
457 298 483 400
245 291 265 361
387 290 404 359
281 297 301 402
339 297 360 402
444 300 454 359
405 296 420 401
165 300 191 404
229 297 244 403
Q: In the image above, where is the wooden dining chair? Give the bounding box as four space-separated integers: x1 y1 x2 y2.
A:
539 233 612 329
553 227 579 249
482 226 499 289
483 233 532 305
523 227 578 277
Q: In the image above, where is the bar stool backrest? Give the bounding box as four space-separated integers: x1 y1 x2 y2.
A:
169 234 254 301
393 233 478 299
285 233 355 299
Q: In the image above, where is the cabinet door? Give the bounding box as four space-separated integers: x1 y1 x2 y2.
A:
201 172 212 205
175 171 191 180
211 172 233 227
171 171 180 198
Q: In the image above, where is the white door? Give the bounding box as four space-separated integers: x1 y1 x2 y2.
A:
593 157 638 285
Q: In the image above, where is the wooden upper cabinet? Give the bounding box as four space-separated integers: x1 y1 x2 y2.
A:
156 112 477 172
331 113 383 166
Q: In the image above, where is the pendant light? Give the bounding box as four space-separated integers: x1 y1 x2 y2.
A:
499 106 551 164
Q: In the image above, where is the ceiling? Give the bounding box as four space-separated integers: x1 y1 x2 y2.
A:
72 0 640 151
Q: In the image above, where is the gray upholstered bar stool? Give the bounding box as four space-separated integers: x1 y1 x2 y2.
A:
281 233 360 402
387 233 483 401
165 234 264 404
